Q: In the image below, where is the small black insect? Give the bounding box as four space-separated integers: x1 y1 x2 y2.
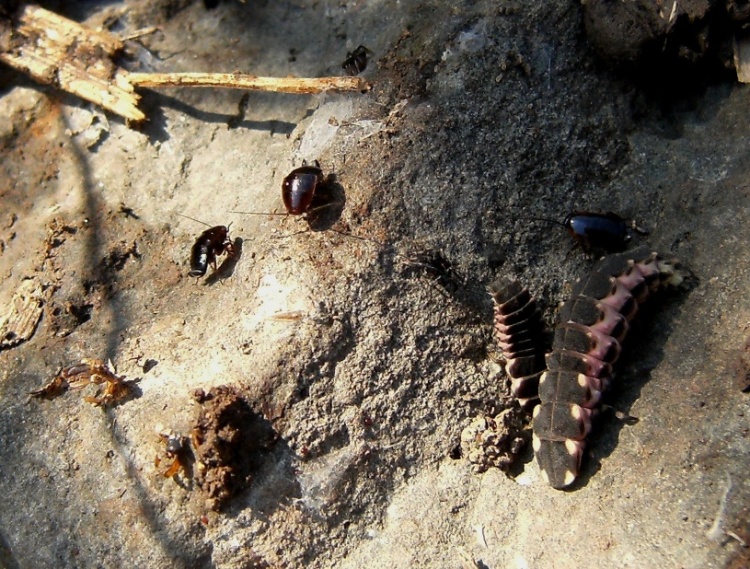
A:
165 433 187 456
282 160 325 215
531 211 647 253
342 45 372 76
563 211 631 253
157 430 191 478
405 250 466 294
183 218 235 278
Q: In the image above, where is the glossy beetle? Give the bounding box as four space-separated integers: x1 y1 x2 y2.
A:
531 211 646 253
230 160 340 225
342 45 372 76
564 211 631 252
189 224 235 278
281 160 325 215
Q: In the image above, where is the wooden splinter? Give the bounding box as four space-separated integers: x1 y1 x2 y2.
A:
0 5 371 124
127 72 370 95
0 3 145 122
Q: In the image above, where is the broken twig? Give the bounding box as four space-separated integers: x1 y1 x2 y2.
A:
0 4 145 122
0 6 370 124
127 72 370 94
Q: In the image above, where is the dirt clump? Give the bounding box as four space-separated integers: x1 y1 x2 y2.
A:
460 405 529 473
192 385 278 511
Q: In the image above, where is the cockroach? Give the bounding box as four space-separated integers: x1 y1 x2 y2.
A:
489 277 547 410
530 211 647 253
231 160 329 218
180 215 235 278
564 212 631 252
342 45 372 76
282 160 325 215
532 247 690 489
230 162 385 246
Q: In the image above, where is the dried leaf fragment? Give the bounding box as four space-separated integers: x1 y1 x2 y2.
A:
30 358 138 406
0 278 44 350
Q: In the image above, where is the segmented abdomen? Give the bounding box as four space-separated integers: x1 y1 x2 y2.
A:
489 278 546 410
532 247 688 489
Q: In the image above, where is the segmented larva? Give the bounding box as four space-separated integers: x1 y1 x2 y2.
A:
489 277 546 410
532 247 689 489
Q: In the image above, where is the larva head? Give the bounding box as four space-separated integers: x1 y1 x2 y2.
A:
656 258 694 288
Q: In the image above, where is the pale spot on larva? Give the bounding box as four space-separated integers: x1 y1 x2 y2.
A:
563 469 576 486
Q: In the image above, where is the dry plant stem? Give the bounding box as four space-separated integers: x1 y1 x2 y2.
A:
127 72 371 94
0 5 368 124
0 4 145 122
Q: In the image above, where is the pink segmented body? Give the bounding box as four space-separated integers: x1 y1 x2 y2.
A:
532 247 688 488
489 277 547 410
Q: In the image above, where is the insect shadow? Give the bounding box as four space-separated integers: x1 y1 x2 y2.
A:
303 174 346 232
204 237 243 286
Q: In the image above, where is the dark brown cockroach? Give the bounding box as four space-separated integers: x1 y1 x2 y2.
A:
231 162 386 246
342 45 372 76
489 277 546 410
182 215 235 278
282 160 325 215
532 246 690 489
231 160 330 219
530 211 648 254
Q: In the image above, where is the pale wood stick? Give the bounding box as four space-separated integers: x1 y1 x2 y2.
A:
0 5 370 124
127 72 370 94
0 4 145 123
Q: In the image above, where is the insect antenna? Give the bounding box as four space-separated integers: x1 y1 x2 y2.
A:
177 213 213 227
525 215 567 228
328 227 384 246
272 226 383 247
229 210 289 216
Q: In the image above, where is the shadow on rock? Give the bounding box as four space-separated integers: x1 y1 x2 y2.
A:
204 237 243 286
305 175 346 232
137 91 296 144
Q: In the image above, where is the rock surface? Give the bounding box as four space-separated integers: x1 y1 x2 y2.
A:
0 1 749 568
